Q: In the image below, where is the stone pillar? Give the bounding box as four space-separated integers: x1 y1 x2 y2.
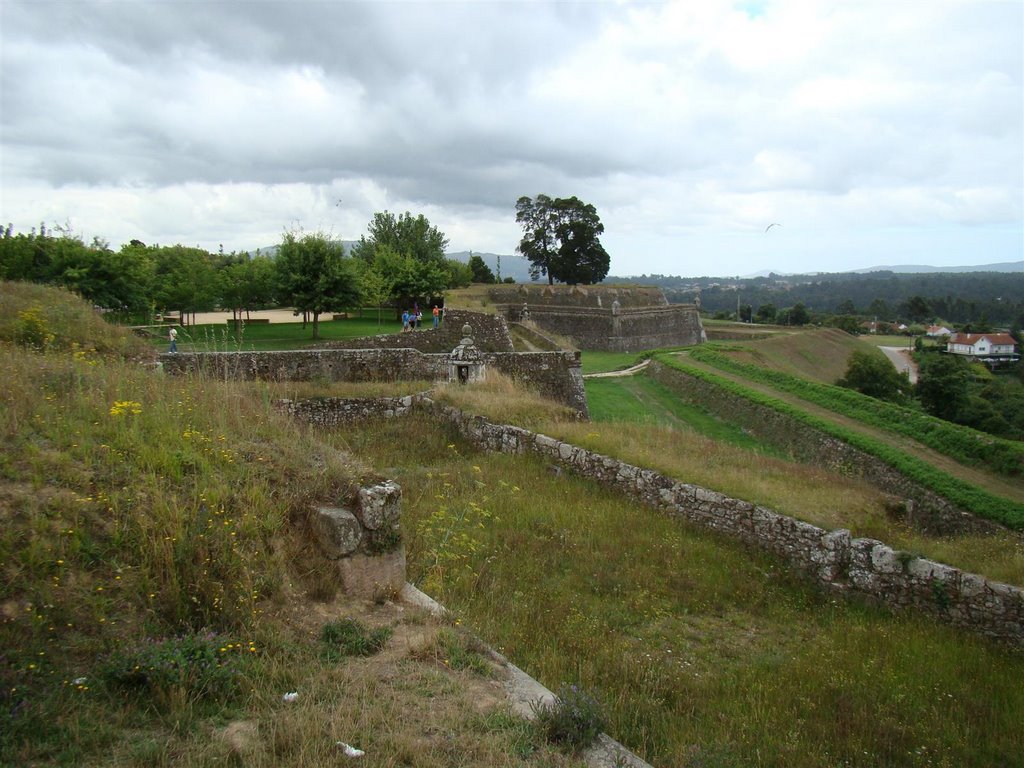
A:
311 480 406 600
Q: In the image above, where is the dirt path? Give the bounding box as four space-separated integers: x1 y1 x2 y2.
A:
666 352 1024 504
879 345 919 384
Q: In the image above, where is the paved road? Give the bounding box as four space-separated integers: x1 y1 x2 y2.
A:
879 346 918 384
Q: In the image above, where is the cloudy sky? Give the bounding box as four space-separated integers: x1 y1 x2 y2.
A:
1 1 1021 278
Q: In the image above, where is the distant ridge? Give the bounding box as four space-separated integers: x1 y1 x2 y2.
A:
850 262 1022 274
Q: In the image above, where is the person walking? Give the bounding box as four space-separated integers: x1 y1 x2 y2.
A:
432 305 440 328
168 326 178 353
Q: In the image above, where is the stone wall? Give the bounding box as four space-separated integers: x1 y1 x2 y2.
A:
504 305 703 352
278 396 417 426
317 310 515 354
646 360 999 536
428 404 1023 646
160 343 588 417
489 283 669 309
488 284 704 352
161 348 447 383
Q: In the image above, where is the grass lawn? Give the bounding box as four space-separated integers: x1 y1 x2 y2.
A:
153 315 401 351
585 376 776 454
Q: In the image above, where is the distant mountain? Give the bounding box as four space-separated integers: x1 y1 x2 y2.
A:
850 262 1022 274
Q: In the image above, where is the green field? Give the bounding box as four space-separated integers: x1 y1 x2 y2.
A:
5 282 1023 768
151 313 400 351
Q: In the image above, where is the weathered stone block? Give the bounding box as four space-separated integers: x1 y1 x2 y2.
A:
337 549 407 600
870 544 902 575
313 507 362 558
357 481 402 531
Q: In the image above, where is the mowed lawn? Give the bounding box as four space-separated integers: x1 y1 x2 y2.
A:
153 313 405 351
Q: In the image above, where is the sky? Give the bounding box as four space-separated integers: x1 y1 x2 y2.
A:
1 0 1021 278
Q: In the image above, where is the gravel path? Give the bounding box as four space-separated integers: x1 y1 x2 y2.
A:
879 345 919 384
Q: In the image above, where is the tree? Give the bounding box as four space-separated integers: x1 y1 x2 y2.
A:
916 353 971 421
837 348 907 402
467 253 495 283
153 245 218 325
755 303 777 323
903 295 931 323
275 230 361 340
350 210 451 308
351 211 449 266
515 194 609 285
360 264 393 327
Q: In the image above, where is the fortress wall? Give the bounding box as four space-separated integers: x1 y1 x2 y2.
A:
161 348 447 383
645 360 999 536
317 310 514 354
430 404 1023 647
488 284 668 309
505 304 704 352
160 346 588 417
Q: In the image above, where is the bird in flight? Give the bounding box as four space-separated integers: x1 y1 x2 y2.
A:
765 223 781 233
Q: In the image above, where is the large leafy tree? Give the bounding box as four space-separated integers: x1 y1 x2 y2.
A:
275 230 361 340
916 353 972 421
837 348 908 402
350 211 451 307
351 211 449 266
216 254 278 322
515 194 609 285
152 245 218 325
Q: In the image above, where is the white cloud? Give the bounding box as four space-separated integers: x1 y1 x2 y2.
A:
0 0 1020 276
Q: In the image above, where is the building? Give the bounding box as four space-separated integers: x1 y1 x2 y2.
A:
926 325 953 337
946 332 1019 365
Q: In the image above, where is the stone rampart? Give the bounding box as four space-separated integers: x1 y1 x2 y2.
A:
278 396 417 426
428 404 1023 646
505 305 703 352
489 285 703 352
318 310 514 354
161 348 447 383
645 360 998 535
160 345 588 417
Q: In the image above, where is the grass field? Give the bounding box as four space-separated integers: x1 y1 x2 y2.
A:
6 281 1023 768
152 314 401 351
343 413 1024 768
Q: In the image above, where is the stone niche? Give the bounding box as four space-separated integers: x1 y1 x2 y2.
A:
447 324 486 384
311 480 406 600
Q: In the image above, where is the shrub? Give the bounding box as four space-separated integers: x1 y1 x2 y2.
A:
531 683 606 752
102 632 251 709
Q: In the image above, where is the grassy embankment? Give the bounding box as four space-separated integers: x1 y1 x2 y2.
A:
7 283 1022 766
346 402 1024 768
0 282 588 768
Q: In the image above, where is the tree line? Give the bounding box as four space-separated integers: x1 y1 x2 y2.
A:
1 193 615 334
611 271 1024 330
0 213 476 338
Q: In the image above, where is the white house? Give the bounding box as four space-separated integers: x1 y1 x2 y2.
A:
926 324 953 337
946 332 1019 363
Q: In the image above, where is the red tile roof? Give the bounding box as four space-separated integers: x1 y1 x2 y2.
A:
948 332 1017 346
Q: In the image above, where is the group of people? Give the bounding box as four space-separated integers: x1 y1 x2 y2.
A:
402 305 442 331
